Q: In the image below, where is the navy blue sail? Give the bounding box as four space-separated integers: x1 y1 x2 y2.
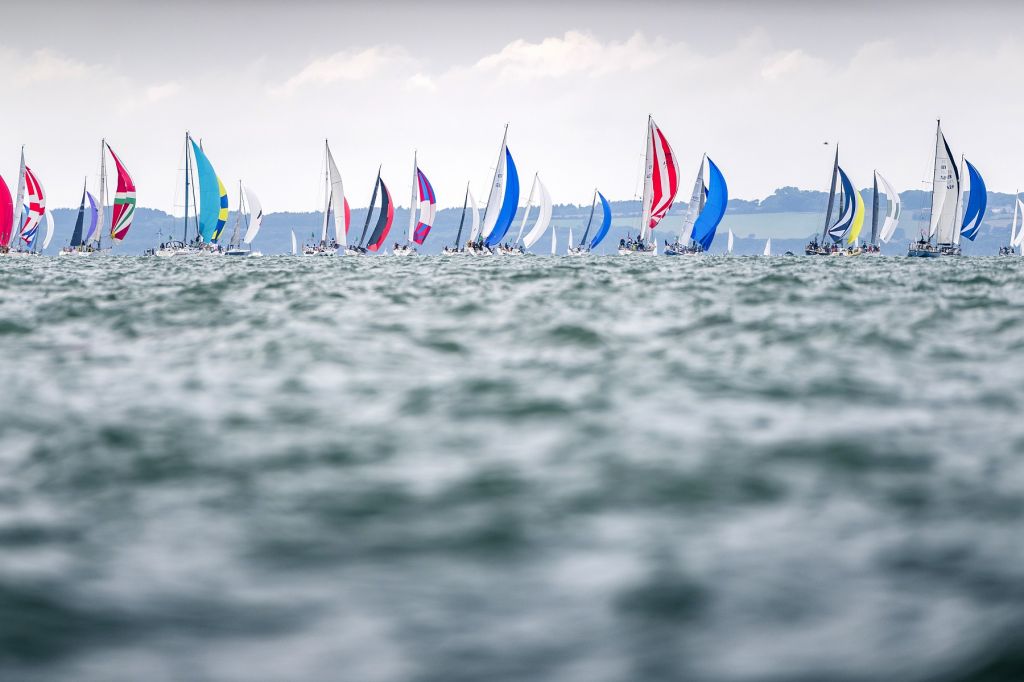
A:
960 160 987 241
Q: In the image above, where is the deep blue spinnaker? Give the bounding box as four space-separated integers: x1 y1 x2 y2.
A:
691 157 728 251
485 148 520 248
960 160 986 241
590 192 612 250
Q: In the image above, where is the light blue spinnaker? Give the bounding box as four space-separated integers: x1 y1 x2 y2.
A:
960 160 987 241
190 139 223 243
84 192 99 242
691 157 728 251
590 192 612 250
485 148 520 248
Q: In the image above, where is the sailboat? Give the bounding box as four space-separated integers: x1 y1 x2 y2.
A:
502 173 551 255
62 140 135 256
804 146 864 255
727 229 734 255
300 140 349 256
567 190 612 256
620 116 679 255
443 183 483 256
349 166 395 254
478 125 520 256
3 149 47 257
665 155 729 256
149 132 224 256
863 171 901 254
394 152 437 256
1001 192 1023 256
763 237 772 256
908 121 973 257
224 182 264 257
60 179 98 256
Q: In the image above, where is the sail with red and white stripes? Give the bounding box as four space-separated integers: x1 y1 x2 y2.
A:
108 144 136 242
20 167 45 247
639 116 681 240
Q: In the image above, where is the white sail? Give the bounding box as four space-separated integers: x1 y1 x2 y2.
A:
639 119 655 242
551 225 557 255
467 189 481 242
481 127 509 240
327 144 347 248
9 148 25 248
929 122 960 244
763 237 771 256
727 229 734 254
42 209 54 249
568 226 573 254
679 158 705 243
515 174 538 244
1014 198 1024 248
876 171 901 243
290 229 297 255
407 151 418 243
522 177 553 248
242 186 263 244
92 140 106 243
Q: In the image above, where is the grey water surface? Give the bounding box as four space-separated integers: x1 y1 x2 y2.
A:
1 255 1023 682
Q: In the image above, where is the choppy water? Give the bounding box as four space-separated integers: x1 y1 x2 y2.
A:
2 255 1024 682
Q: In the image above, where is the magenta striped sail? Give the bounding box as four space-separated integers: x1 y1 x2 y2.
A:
412 169 436 245
0 173 12 246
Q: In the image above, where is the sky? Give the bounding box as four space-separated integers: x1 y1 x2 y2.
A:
4 0 1024 213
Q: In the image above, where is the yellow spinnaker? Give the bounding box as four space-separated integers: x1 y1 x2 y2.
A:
846 186 865 245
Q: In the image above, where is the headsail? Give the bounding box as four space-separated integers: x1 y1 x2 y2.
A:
189 138 225 243
8 149 25 249
108 144 136 242
484 146 520 248
42 210 54 250
243 186 263 244
365 178 395 252
929 122 960 244
412 168 437 245
0 173 12 246
763 238 772 256
959 159 987 241
590 192 612 250
290 229 297 255
522 176 553 248
20 166 45 247
876 172 901 243
727 229 734 254
679 159 705 244
640 117 680 240
467 189 481 243
691 157 728 251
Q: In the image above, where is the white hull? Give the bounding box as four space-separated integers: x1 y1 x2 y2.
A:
617 247 657 256
391 247 417 257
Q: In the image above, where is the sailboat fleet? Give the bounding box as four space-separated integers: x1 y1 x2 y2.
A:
2 117 1015 258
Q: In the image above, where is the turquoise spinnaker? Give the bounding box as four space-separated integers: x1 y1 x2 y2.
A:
691 157 728 251
190 140 224 243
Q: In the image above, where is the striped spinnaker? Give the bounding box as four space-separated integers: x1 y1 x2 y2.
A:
20 167 45 247
108 145 137 242
647 118 680 232
412 169 436 244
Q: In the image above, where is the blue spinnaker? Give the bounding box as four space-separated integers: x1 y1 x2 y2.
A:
190 139 222 243
485 148 520 248
590 191 612 250
691 157 728 251
960 160 986 241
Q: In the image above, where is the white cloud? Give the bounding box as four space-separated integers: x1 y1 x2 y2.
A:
145 82 181 103
271 47 416 96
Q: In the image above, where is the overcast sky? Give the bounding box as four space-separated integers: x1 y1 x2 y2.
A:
4 0 1024 213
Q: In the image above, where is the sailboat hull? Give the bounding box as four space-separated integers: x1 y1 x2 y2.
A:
617 246 657 256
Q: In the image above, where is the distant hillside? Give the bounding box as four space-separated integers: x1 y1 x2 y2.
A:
39 187 1015 256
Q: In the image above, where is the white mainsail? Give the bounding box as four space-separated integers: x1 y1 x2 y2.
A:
929 122 960 244
243 186 263 244
568 226 573 254
481 126 509 240
522 177 553 249
92 139 106 244
876 171 901 243
327 144 346 248
290 229 297 255
407 151 419 243
9 147 25 248
763 237 771 256
551 225 557 254
1013 197 1024 248
727 229 734 254
679 158 705 243
467 189 481 242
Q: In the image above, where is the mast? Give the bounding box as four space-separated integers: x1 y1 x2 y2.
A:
579 189 598 247
358 165 382 247
97 138 107 248
638 115 654 242
480 124 509 243
871 171 880 245
408 150 418 244
183 132 191 243
453 183 469 249
9 146 25 249
320 140 331 245
1013 189 1020 249
821 144 838 243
